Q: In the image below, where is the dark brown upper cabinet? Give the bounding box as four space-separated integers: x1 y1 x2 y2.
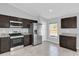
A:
22 19 38 28
0 15 10 28
22 19 32 28
61 16 77 28
0 14 37 28
9 16 23 21
9 16 17 21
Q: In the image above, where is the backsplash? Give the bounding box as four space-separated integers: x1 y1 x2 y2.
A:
0 28 29 34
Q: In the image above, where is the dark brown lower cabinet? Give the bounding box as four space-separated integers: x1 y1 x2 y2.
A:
0 37 10 54
24 35 32 46
59 35 76 51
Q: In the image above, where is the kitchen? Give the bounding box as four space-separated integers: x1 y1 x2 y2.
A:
0 3 79 56
0 14 42 54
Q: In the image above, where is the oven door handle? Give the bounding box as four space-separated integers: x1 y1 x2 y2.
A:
10 36 24 39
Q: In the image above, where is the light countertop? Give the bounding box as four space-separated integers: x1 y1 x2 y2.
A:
0 33 10 37
60 33 77 37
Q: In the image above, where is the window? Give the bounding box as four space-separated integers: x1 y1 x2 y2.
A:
49 23 57 37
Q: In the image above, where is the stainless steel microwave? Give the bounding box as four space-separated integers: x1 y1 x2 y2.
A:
10 21 23 28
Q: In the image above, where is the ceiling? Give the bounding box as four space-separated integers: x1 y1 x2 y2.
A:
10 3 79 19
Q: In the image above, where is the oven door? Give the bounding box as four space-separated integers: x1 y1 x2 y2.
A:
10 37 24 48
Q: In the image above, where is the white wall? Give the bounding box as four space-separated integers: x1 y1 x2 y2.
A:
47 12 79 49
41 21 47 41
38 16 48 41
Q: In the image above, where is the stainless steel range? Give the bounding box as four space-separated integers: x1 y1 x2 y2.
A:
9 32 24 51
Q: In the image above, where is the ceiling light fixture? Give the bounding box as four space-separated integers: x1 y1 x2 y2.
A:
49 9 53 12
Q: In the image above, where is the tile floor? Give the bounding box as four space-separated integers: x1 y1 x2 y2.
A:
0 41 79 56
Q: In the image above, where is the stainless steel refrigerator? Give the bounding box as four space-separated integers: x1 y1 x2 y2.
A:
32 23 42 45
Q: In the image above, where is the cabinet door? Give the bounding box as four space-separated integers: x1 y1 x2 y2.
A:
59 35 76 51
66 37 76 51
22 19 31 28
29 35 33 45
10 16 23 21
22 19 37 28
24 35 31 46
0 15 9 28
9 16 18 21
0 37 10 53
59 35 67 48
61 16 77 28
